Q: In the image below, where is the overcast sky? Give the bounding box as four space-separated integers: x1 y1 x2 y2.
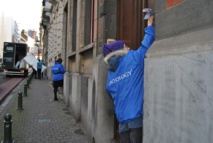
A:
0 0 42 32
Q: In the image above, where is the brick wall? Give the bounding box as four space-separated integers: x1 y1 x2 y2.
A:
166 0 183 8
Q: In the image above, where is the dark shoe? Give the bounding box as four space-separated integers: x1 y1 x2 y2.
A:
54 98 58 101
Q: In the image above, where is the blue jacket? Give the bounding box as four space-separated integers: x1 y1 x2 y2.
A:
51 62 66 81
105 26 155 123
37 61 42 69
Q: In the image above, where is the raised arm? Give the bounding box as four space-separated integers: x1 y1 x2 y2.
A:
132 16 155 63
141 16 155 50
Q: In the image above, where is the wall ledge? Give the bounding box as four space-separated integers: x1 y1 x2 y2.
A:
147 26 213 58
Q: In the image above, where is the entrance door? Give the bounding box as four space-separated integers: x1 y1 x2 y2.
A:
117 0 154 50
114 0 154 141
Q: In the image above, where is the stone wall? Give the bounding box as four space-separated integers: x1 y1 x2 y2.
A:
155 0 213 39
143 21 213 143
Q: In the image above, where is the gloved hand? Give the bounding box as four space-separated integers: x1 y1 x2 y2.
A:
143 8 154 20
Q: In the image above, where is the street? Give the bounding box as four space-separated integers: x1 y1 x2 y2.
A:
0 71 10 85
0 71 24 104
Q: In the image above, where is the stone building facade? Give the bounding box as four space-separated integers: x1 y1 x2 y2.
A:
41 0 213 143
41 1 114 142
144 0 213 143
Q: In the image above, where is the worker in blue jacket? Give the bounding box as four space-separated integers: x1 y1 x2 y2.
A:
37 59 42 79
51 58 66 101
103 16 155 143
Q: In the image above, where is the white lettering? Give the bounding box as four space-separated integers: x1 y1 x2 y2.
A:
109 69 133 86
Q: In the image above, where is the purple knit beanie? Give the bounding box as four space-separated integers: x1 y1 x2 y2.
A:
103 40 124 57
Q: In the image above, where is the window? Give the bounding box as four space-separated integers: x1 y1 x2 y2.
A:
72 0 77 52
84 0 94 46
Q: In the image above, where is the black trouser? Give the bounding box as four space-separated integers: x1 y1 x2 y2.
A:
54 88 58 100
37 69 41 79
53 80 63 100
119 127 142 143
33 69 37 79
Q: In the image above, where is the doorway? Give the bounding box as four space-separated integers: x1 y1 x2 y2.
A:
114 0 154 141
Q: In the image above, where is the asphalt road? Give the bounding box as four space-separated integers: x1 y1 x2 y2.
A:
0 71 11 85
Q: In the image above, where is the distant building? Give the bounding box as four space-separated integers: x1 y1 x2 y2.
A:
20 29 37 54
12 21 20 42
20 29 28 43
28 30 37 39
0 11 19 60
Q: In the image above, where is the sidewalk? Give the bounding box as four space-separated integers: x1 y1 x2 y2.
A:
0 78 89 143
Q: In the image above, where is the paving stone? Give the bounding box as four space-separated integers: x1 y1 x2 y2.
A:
0 78 89 143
